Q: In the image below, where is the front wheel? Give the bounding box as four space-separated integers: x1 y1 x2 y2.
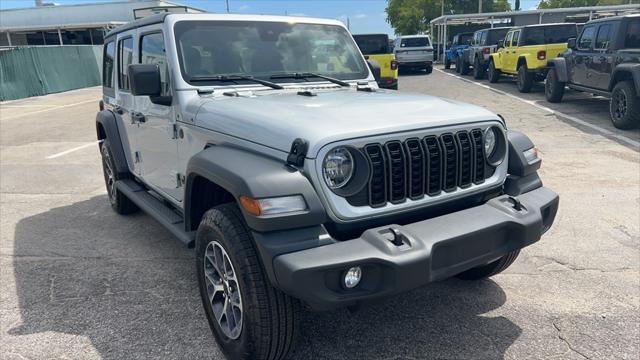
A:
456 250 520 280
455 56 462 73
610 80 640 129
444 57 451 69
545 68 565 103
488 60 500 83
196 204 299 360
517 65 534 93
460 59 470 75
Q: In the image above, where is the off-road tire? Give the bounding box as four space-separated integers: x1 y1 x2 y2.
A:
473 57 484 80
460 58 470 75
444 57 451 69
456 250 520 280
455 56 462 73
196 204 299 360
610 80 640 130
545 68 565 103
425 65 433 74
488 60 500 83
100 139 138 215
517 64 534 93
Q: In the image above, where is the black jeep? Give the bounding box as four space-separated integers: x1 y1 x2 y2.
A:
545 14 640 129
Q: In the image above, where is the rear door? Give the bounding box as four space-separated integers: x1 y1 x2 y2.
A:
572 24 596 86
133 29 181 200
589 22 615 90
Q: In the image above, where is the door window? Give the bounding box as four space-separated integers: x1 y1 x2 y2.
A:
118 37 134 91
505 32 513 47
140 32 170 96
625 19 640 49
595 24 612 50
103 41 115 89
480 31 488 46
510 31 520 47
578 26 595 50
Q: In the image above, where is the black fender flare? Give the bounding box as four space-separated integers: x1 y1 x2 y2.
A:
504 130 543 196
547 58 569 83
185 146 327 232
610 63 640 96
95 110 129 177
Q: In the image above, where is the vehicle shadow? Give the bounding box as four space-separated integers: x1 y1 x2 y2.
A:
8 195 520 359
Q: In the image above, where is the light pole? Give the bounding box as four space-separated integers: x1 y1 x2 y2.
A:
225 0 230 13
478 0 482 13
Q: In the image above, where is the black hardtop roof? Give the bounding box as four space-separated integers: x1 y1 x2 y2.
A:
585 13 640 25
514 22 577 30
477 26 512 33
105 13 169 39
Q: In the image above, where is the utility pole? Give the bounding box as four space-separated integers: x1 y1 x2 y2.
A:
478 0 482 13
441 0 444 16
225 0 230 13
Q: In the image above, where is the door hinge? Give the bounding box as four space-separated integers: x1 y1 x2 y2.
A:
176 173 185 188
134 151 141 163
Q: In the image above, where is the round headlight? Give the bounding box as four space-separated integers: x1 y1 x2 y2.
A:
323 147 354 189
484 127 497 157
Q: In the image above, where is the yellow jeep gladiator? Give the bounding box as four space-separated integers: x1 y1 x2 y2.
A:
488 23 577 93
353 33 398 89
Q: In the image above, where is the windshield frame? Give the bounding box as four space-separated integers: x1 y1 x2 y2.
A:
172 19 370 87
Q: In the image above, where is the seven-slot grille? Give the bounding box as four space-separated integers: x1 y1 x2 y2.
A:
362 129 487 207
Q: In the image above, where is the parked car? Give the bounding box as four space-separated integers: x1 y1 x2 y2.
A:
444 32 474 71
461 27 512 79
353 33 399 89
393 35 434 73
545 15 640 129
487 23 578 92
97 12 558 360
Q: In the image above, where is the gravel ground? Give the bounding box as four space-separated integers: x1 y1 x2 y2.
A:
1 68 639 360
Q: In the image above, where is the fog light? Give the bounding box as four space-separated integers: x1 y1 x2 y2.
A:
343 266 362 289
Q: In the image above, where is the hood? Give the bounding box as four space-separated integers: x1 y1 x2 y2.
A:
194 88 500 158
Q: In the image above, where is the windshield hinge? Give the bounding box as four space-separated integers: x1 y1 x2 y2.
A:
356 81 375 92
176 173 185 188
287 138 308 168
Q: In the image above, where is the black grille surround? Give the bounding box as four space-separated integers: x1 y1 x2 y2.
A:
355 128 493 208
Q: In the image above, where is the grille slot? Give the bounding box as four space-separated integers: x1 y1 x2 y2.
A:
384 141 407 203
357 129 491 207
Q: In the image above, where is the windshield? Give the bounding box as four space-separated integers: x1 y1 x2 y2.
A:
457 34 473 45
487 29 510 45
522 24 577 46
353 34 389 54
174 20 368 84
400 37 430 47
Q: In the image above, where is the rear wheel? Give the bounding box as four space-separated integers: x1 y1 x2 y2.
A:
460 58 470 75
425 65 433 74
100 139 138 215
456 250 520 280
455 56 462 73
610 80 640 129
196 204 299 360
517 64 534 93
444 57 451 69
473 57 484 79
545 68 565 103
488 60 500 83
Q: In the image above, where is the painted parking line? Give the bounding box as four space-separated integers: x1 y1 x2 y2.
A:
47 141 98 159
435 68 640 149
0 99 97 120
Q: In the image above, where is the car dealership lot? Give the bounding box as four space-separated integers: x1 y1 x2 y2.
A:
1 69 638 359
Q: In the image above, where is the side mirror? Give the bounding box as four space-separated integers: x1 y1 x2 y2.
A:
128 64 172 106
366 59 381 81
497 39 504 49
567 38 576 49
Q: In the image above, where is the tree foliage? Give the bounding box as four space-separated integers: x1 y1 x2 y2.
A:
538 0 639 9
386 0 511 35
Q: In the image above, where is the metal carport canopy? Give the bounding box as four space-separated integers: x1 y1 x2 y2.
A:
428 3 640 63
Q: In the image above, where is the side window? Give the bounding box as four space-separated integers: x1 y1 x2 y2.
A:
578 25 595 50
480 31 487 46
118 37 133 91
140 32 170 96
505 32 513 47
595 24 612 50
625 19 640 49
103 41 115 88
511 31 520 47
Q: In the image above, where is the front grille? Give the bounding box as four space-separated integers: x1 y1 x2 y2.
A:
361 129 488 207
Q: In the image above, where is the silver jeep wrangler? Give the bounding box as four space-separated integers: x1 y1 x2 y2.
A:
97 13 559 360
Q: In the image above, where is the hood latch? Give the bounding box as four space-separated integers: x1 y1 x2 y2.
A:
287 138 308 167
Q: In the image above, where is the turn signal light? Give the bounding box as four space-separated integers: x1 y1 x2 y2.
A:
483 47 491 54
99 100 104 111
240 196 262 216
239 195 307 216
390 60 398 70
537 50 546 60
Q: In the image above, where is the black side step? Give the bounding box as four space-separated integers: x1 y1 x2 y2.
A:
116 179 195 247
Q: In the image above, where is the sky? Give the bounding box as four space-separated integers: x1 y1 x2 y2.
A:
0 0 540 35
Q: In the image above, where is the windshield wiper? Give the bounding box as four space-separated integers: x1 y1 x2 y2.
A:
189 74 284 90
270 72 350 87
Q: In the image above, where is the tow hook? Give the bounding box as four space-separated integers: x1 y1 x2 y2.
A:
388 228 407 246
508 196 523 211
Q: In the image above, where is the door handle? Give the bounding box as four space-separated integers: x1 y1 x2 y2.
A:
131 112 146 123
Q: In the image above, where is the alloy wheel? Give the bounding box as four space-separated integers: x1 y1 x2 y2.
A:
101 145 116 204
203 241 243 340
612 90 627 121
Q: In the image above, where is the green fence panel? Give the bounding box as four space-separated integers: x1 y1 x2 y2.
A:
0 45 102 101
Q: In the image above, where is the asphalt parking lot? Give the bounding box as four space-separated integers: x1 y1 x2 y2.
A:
1 67 639 359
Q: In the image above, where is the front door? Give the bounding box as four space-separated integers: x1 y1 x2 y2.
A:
134 30 181 200
504 30 519 73
571 24 596 86
588 23 614 90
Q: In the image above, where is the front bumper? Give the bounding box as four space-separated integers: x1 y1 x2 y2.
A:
271 187 558 309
